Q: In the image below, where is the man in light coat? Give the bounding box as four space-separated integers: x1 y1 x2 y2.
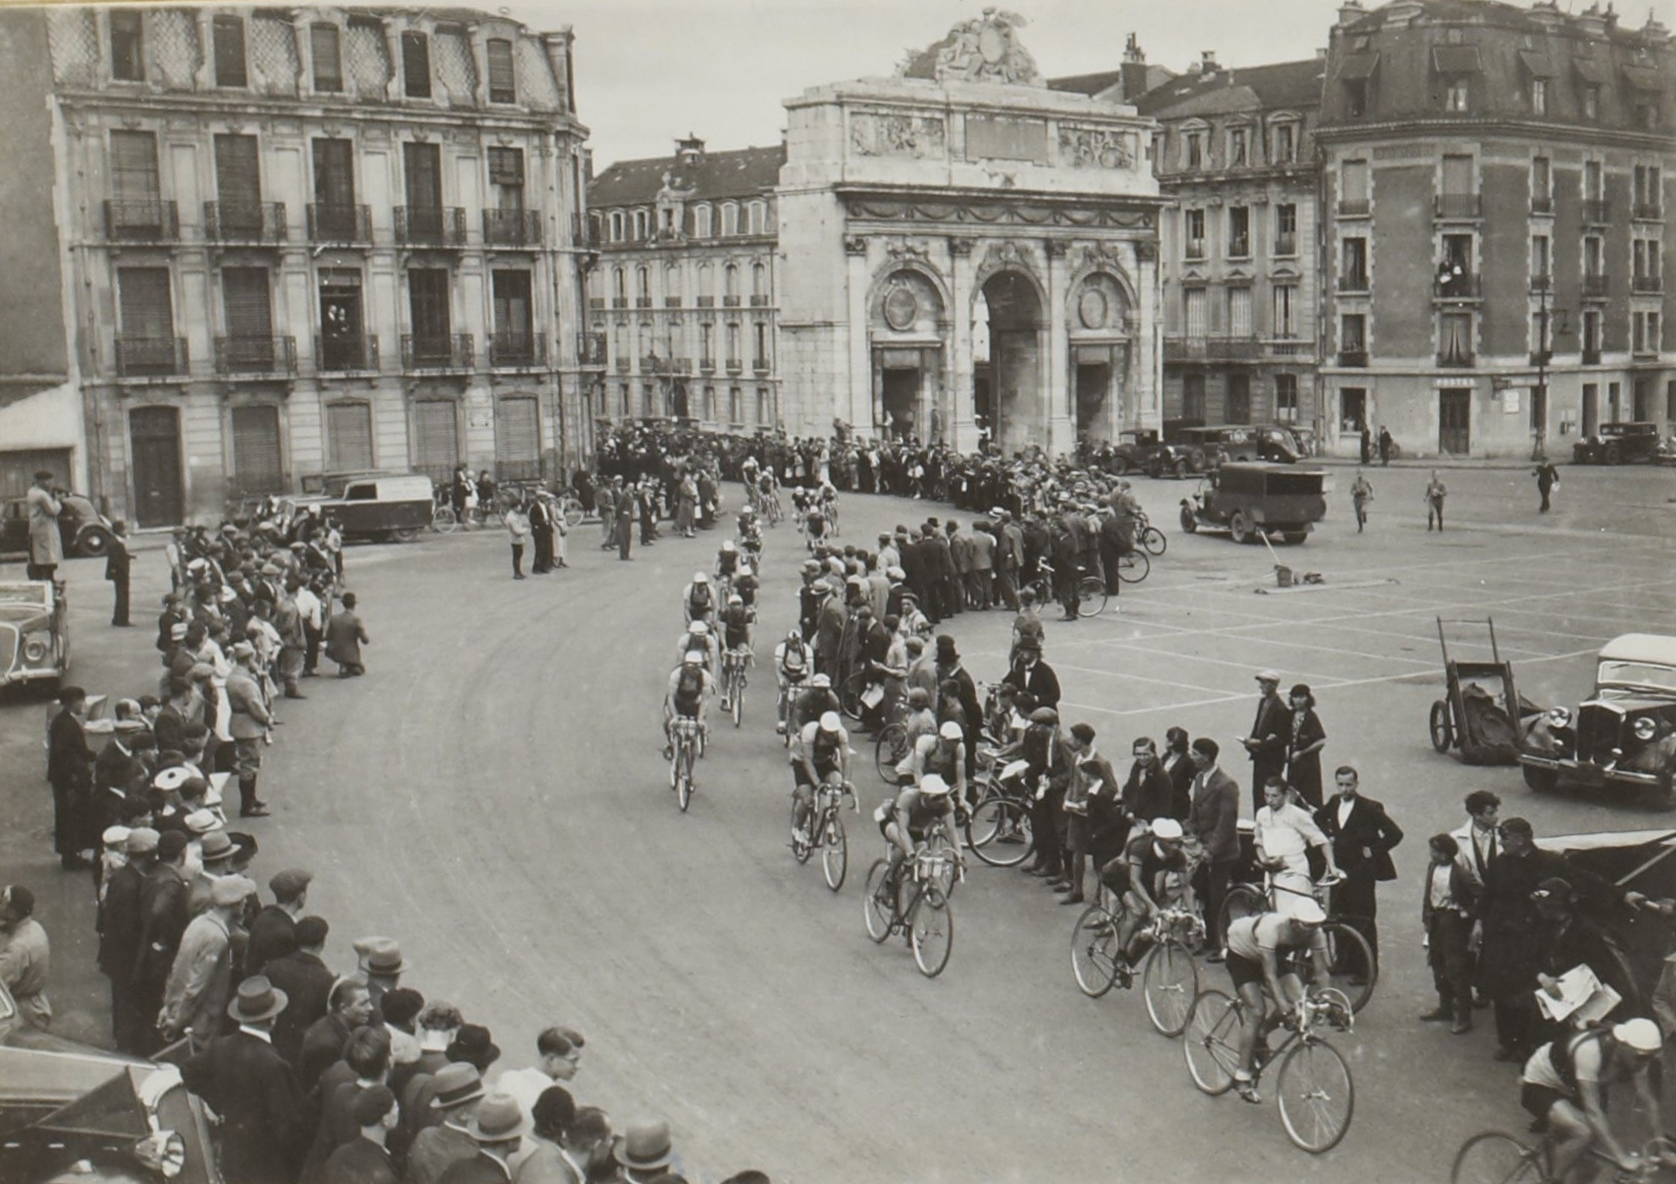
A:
226 642 272 818
159 875 254 1044
26 470 63 581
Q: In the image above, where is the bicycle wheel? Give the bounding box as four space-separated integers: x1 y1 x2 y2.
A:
561 496 585 528
432 506 459 534
1322 922 1377 1013
731 674 744 728
790 797 813 864
1142 941 1199 1036
677 745 694 813
1183 990 1242 1096
1217 883 1267 943
821 812 848 892
1276 1039 1354 1154
1117 550 1150 585
875 723 910 785
1450 1132 1547 1184
1141 525 1168 556
967 794 1033 867
910 888 953 978
924 829 959 898
1071 904 1123 998
1076 576 1108 616
838 671 867 723
862 860 893 943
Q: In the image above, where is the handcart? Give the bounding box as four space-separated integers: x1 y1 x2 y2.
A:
1429 617 1535 765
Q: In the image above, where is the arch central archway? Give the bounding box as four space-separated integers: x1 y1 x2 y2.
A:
974 270 1044 452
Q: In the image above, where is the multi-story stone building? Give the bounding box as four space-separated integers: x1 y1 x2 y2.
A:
22 4 589 525
584 137 784 435
1316 0 1675 457
1134 53 1328 435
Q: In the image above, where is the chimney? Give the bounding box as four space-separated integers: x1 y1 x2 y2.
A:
1200 50 1219 75
675 134 705 165
1316 46 1328 59
1338 1 1367 26
1124 32 1146 63
1120 32 1150 98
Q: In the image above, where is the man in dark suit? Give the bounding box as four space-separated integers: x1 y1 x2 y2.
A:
300 979 376 1087
48 687 96 870
527 496 553 574
1187 738 1241 959
100 827 156 1052
265 916 335 1066
1241 670 1290 814
1119 738 1176 838
1313 765 1405 964
812 582 845 677
106 520 133 626
910 525 941 621
135 830 192 1053
319 1084 399 1184
181 977 309 1184
1002 637 1061 712
93 725 147 838
246 868 312 977
934 635 983 783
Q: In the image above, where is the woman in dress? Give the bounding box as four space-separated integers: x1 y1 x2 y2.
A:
1285 683 1327 808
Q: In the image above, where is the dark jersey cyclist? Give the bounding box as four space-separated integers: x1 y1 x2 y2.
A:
793 673 840 733
662 651 712 757
682 573 717 627
791 711 851 846
1099 818 1190 966
733 564 759 609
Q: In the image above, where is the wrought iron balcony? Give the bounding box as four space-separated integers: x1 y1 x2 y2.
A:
315 334 379 373
588 297 605 311
214 335 297 376
1530 273 1552 293
1583 345 1602 365
726 358 743 373
614 357 630 373
578 332 608 366
482 209 541 247
750 294 770 307
753 358 771 373
696 296 715 308
1337 199 1370 218
1582 198 1611 224
1164 335 1261 362
1266 339 1313 358
665 296 683 307
1434 194 1482 219
635 297 653 308
1634 202 1663 222
115 335 188 377
1530 196 1554 215
103 199 179 242
401 333 474 371
1582 275 1609 299
489 331 547 368
700 358 716 373
307 203 372 245
1337 274 1370 294
1337 348 1369 367
395 206 467 247
612 297 628 309
203 202 287 244
1274 233 1297 257
723 295 742 307
1530 349 1552 367
1633 274 1663 294
1433 272 1481 300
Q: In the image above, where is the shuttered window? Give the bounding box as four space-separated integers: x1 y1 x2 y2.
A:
1442 154 1473 196
313 139 354 207
492 271 532 338
110 11 145 81
408 269 450 338
325 402 374 471
1342 159 1369 203
231 404 283 494
311 24 343 93
213 15 247 87
401 32 431 98
118 268 174 338
403 142 442 211
1184 288 1207 339
1228 287 1252 337
214 135 261 214
486 38 516 103
495 397 539 479
110 130 160 204
413 400 459 470
222 268 272 338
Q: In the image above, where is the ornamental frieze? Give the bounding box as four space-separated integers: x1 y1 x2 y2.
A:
1058 126 1136 171
844 197 1153 230
850 112 947 159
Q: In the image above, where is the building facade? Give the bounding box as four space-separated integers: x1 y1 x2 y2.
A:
30 4 589 526
1134 54 1328 436
1316 0 1675 458
584 138 784 438
777 12 1166 453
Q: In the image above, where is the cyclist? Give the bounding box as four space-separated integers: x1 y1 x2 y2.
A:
818 483 840 536
1222 899 1332 1103
793 672 841 733
902 720 968 811
791 711 850 847
756 469 780 521
741 454 760 491
663 650 712 761
717 594 755 712
675 618 719 675
803 500 828 552
682 572 717 627
715 540 741 591
1097 818 1191 971
1520 1018 1664 1180
875 772 964 891
733 562 760 610
774 629 814 735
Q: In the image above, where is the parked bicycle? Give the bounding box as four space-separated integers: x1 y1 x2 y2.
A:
1451 1131 1676 1184
863 843 962 978
1071 899 1204 1037
668 718 703 813
791 778 857 892
1183 985 1357 1153
1132 511 1169 557
964 758 1036 869
1217 871 1377 1013
1027 559 1108 617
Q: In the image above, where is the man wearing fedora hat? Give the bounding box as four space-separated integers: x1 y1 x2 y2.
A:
353 936 408 1016
933 636 983 787
160 874 254 1044
407 1062 486 1184
610 1118 676 1184
182 976 309 1184
437 1091 526 1184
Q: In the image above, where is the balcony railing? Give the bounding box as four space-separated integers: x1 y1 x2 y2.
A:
115 335 188 377
1267 339 1312 357
104 199 180 242
1227 238 1251 260
401 333 474 370
1434 272 1481 300
1529 349 1552 367
214 335 298 376
1433 194 1482 219
723 295 742 307
1531 196 1553 215
1633 274 1663 294
394 206 467 247
588 297 605 311
482 209 541 247
1583 345 1602 364
578 332 608 365
1530 273 1552 293
1274 233 1297 257
307 203 372 245
1337 274 1370 294
614 357 630 373
1437 348 1475 369
1164 335 1261 362
203 201 287 244
1337 348 1369 367
1184 242 1206 262
697 296 715 308
1337 199 1370 218
700 358 716 373
750 294 770 307
315 334 379 373
489 331 547 368
726 358 743 373
1582 198 1611 224
641 353 662 372
635 297 653 309
612 297 628 309
1634 202 1663 222
753 358 771 373
665 296 683 307
1583 274 1609 298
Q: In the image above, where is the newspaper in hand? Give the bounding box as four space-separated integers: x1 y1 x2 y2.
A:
1534 963 1622 1026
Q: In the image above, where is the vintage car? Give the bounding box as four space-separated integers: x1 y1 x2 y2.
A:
0 983 221 1184
1178 463 1328 544
0 580 70 692
1521 633 1676 806
1573 422 1663 465
1171 424 1304 467
1104 430 1202 479
1 494 117 559
284 473 434 542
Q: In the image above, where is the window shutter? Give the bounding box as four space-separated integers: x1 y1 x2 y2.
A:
231 405 283 494
487 39 516 103
118 268 174 337
402 32 431 98
326 403 374 471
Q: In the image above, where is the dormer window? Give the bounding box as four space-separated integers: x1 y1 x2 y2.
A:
694 204 712 237
609 211 624 243
721 202 738 236
1185 131 1203 169
1444 78 1470 112
1274 124 1294 164
1229 128 1247 167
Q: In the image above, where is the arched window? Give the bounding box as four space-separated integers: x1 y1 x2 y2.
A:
587 213 602 246
665 263 681 302
746 202 763 235
609 211 624 242
632 209 648 241
693 203 713 238
697 262 713 302
751 262 767 297
724 264 739 298
720 202 738 236
612 267 625 300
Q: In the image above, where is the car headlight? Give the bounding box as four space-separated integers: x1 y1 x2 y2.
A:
1547 707 1572 727
22 635 49 663
133 1130 186 1178
1633 717 1659 742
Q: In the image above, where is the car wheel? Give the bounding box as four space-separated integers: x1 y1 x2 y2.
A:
75 525 113 558
1188 448 1208 473
1522 765 1558 793
1229 511 1253 544
1605 443 1622 465
1146 456 1164 480
1114 457 1133 476
1173 457 1189 479
1179 505 1197 533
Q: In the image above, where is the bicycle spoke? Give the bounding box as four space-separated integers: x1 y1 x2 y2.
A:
863 860 892 943
1142 942 1198 1036
911 889 953 977
1071 904 1123 998
1277 1041 1354 1154
822 814 847 892
1450 1133 1547 1184
1183 990 1240 1096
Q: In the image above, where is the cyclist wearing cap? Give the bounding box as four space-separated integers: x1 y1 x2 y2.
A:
1520 1018 1664 1178
675 619 719 675
1223 903 1331 1102
792 673 841 733
681 573 716 627
774 631 814 735
663 652 712 757
718 594 754 655
715 540 740 585
877 773 963 887
733 562 759 609
1099 819 1192 967
904 721 968 806
791 711 850 846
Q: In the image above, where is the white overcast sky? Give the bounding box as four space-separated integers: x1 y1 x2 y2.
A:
505 0 1347 165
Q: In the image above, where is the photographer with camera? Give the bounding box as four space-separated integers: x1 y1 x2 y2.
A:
26 469 64 583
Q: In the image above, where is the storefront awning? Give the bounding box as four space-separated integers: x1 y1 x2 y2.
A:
1431 46 1483 75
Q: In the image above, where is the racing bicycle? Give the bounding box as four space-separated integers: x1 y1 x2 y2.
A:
668 717 703 813
1218 872 1378 1013
863 843 962 978
1071 899 1204 1037
721 647 751 727
964 757 1036 869
1451 1131 1676 1184
791 777 857 892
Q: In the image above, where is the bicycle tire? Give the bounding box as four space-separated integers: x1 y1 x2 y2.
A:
1183 990 1241 1096
1277 1039 1354 1154
1449 1132 1548 1184
677 745 694 813
822 812 848 892
911 888 953 978
1117 550 1150 585
432 506 460 534
560 496 585 528
1141 525 1168 556
863 860 893 943
967 795 1033 868
1076 576 1108 616
790 798 813 864
924 829 959 899
875 723 910 786
1217 883 1267 943
1071 904 1123 998
839 670 867 724
1142 941 1199 1036
731 674 744 728
1322 922 1377 1014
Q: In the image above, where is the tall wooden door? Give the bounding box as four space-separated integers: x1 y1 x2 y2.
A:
1439 390 1471 455
130 406 184 526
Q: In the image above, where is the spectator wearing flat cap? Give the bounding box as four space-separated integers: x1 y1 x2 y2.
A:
498 1026 584 1119
101 827 157 1051
406 1063 487 1184
266 916 334 1065
159 874 255 1044
247 868 313 975
320 1084 400 1184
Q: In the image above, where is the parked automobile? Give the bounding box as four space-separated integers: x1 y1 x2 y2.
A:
1520 632 1676 807
286 473 435 543
1171 424 1303 467
1103 430 1202 478
1178 463 1328 544
0 981 221 1184
1573 422 1664 465
0 494 117 559
0 579 70 692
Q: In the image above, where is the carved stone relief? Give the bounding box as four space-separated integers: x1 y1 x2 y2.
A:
1058 126 1135 170
850 112 946 159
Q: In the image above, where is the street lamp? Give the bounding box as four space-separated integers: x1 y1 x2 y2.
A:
1531 282 1572 462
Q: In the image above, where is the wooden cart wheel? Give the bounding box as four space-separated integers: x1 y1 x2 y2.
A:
1429 700 1454 753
